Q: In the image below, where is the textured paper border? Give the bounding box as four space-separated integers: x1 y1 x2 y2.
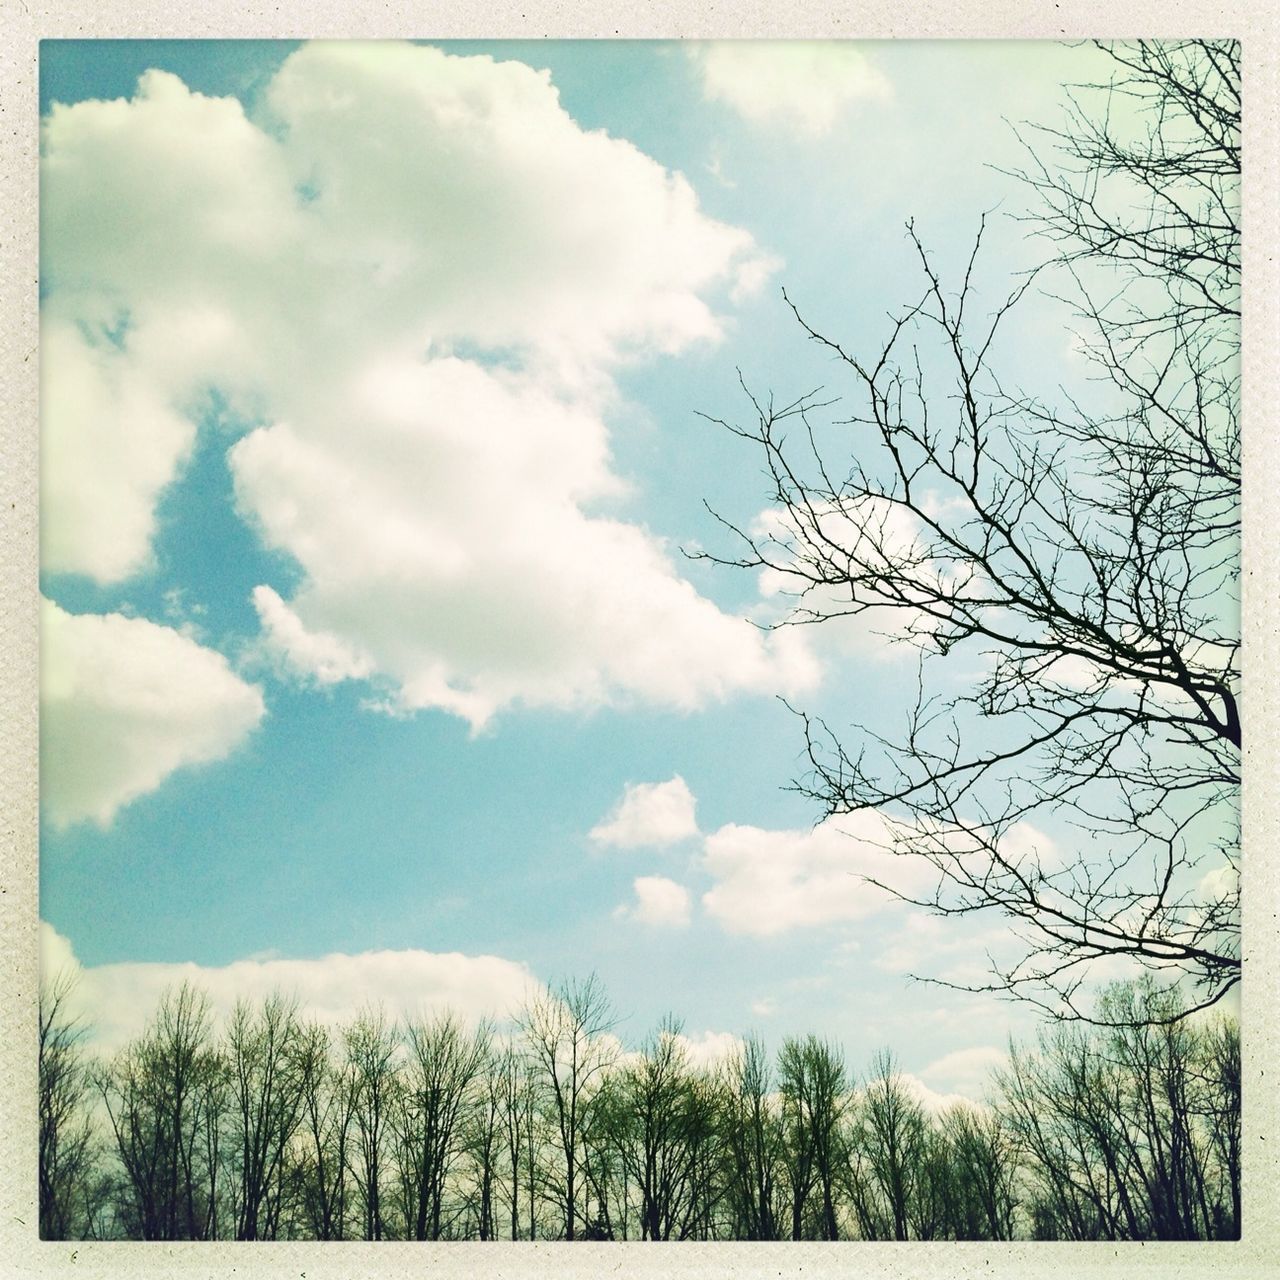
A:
2 3 1276 1277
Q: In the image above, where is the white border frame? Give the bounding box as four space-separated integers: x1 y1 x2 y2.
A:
2 4 1276 1277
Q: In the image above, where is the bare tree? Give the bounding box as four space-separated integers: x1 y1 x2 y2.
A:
700 39 1240 1022
226 993 306 1239
38 975 102 1238
519 975 616 1240
292 1020 355 1239
343 1008 400 1240
463 1034 504 1241
40 972 1238 1241
850 1050 927 1240
778 1035 847 1239
393 1012 490 1240
937 1104 1018 1240
605 1017 722 1241
998 977 1238 1239
94 983 227 1240
494 1041 538 1239
718 1035 786 1241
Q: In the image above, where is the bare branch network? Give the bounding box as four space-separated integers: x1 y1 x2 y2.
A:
697 40 1240 1023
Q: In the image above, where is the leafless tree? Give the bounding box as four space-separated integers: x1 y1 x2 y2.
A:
519 975 617 1240
39 973 1239 1241
38 975 102 1238
848 1050 928 1240
494 1041 538 1239
718 1035 786 1240
936 1104 1018 1240
393 1012 491 1240
292 1020 355 1239
94 983 227 1240
463 1034 504 1240
778 1035 847 1239
343 1008 400 1240
604 1017 724 1241
998 977 1238 1239
700 40 1240 1022
226 993 306 1239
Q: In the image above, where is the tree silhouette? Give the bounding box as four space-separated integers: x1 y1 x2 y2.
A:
699 40 1240 1022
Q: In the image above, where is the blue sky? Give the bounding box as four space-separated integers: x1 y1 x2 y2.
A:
38 38 1130 1099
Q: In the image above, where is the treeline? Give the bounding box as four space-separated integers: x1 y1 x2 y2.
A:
38 974 1239 1242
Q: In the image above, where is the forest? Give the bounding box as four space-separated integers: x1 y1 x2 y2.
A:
39 974 1239 1242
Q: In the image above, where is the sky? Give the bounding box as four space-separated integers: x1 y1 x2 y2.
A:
37 38 1134 1102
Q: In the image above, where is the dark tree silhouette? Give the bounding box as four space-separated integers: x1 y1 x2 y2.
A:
38 976 102 1239
93 983 226 1240
40 974 1240 1241
519 974 617 1241
699 40 1240 1023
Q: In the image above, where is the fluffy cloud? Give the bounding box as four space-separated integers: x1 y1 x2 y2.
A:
689 42 890 137
918 1045 1009 1102
701 810 937 937
673 1028 742 1069
40 598 265 828
40 922 538 1055
42 44 815 728
615 875 693 927
40 319 196 584
1199 863 1239 903
894 1073 978 1115
590 775 699 848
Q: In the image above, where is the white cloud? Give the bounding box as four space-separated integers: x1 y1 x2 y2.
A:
40 598 265 828
918 1045 1008 1102
1199 863 1239 903
701 810 936 937
39 922 538 1055
896 1073 977 1115
750 996 778 1018
750 494 976 660
40 319 196 584
674 1028 742 1069
616 876 693 928
42 43 812 728
251 583 375 686
690 42 891 137
874 907 1030 991
590 775 699 848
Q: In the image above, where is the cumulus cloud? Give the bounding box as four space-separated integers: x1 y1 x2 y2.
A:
40 598 265 828
39 922 538 1055
42 44 813 728
918 1045 1008 1101
40 319 196 584
674 1028 742 1069
701 810 936 937
895 1073 978 1115
590 775 699 848
1199 863 1239 903
689 42 891 137
616 876 693 927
